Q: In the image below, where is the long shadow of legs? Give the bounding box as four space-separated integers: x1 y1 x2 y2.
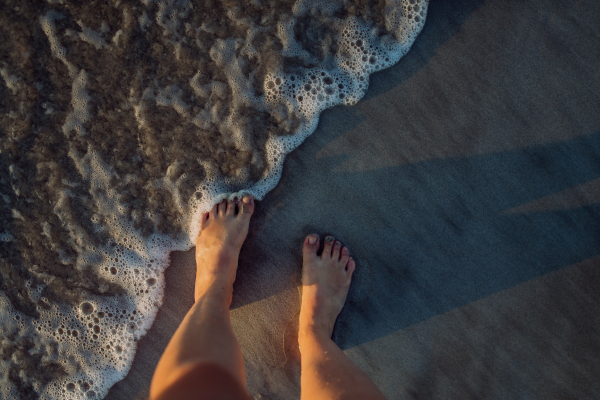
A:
334 131 600 348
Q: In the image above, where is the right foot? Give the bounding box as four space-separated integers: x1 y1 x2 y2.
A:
299 235 356 342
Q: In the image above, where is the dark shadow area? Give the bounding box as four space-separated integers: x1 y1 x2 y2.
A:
334 131 600 348
346 255 600 398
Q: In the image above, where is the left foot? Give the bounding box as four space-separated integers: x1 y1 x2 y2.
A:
195 195 254 302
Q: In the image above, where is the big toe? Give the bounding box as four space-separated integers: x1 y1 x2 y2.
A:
239 194 255 218
302 234 319 256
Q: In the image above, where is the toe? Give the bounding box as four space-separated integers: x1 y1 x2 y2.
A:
332 240 342 261
239 195 255 218
200 212 209 229
302 234 319 256
340 246 350 266
226 199 236 216
218 199 227 216
323 236 335 259
345 257 356 276
209 202 218 219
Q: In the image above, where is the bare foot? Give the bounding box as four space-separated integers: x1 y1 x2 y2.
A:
195 195 254 302
299 234 356 342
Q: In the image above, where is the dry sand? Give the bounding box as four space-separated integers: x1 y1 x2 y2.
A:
107 0 600 398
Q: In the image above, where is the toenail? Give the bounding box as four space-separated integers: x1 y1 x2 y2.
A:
308 235 317 244
335 241 341 246
325 236 334 243
342 247 349 254
242 195 253 204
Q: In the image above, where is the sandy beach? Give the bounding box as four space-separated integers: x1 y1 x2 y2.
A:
106 0 600 399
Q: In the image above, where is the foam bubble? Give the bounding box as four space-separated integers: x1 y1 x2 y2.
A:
0 68 20 94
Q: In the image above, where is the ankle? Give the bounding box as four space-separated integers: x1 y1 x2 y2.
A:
194 276 234 305
298 330 337 365
195 254 238 302
196 247 238 271
298 321 333 347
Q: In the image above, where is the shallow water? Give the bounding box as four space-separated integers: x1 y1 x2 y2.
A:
0 0 427 398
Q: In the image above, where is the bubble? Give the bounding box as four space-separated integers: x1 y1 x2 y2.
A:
81 302 94 315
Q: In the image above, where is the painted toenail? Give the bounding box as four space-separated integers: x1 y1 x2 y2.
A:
342 247 349 254
325 236 334 242
335 241 341 246
308 235 317 244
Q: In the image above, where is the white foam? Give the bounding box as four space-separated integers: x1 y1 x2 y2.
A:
73 20 110 50
154 84 191 118
40 11 78 78
0 68 20 94
12 148 177 399
62 69 92 136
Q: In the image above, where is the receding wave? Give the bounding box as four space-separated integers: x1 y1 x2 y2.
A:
0 0 427 398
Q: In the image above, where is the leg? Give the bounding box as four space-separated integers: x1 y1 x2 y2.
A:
149 195 255 400
299 235 387 400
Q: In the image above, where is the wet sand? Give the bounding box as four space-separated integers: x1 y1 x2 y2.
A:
108 0 600 398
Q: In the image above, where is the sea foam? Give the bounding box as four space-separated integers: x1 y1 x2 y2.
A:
0 0 427 398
